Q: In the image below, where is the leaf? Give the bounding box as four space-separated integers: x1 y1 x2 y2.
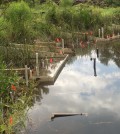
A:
0 124 6 132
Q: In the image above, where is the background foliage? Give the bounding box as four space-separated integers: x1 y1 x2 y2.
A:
0 0 120 44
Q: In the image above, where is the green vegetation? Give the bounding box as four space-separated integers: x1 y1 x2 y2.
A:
0 0 119 45
32 1 120 40
0 1 35 44
5 1 33 43
0 17 11 45
0 59 22 133
0 57 49 133
0 0 120 133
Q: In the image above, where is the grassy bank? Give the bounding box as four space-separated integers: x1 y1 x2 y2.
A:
0 59 31 133
0 58 50 133
0 1 120 45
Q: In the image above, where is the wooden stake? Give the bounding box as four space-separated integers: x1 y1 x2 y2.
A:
96 48 99 58
10 92 13 102
101 27 104 38
118 33 119 36
51 113 88 121
99 29 101 38
36 53 39 76
93 58 97 77
25 65 28 86
1 98 3 118
77 38 79 46
29 70 33 79
62 39 64 54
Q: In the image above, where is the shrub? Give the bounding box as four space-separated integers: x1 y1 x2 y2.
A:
5 1 33 43
0 17 11 45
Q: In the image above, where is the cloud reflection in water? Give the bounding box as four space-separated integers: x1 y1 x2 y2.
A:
26 55 120 134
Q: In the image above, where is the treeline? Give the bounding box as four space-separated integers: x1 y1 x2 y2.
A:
87 0 120 7
0 0 120 6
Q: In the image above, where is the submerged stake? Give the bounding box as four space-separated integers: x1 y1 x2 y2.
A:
25 65 29 86
51 113 88 121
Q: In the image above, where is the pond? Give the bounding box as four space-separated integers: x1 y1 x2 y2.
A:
24 41 120 134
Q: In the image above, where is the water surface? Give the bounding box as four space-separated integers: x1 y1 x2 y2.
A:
25 42 120 134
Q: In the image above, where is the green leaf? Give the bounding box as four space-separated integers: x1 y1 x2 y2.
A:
0 124 7 132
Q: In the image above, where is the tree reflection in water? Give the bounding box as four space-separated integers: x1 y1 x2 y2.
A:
99 41 120 68
67 41 120 68
33 86 49 103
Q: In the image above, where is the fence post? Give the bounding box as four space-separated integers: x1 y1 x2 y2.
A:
93 58 97 77
101 27 104 38
29 70 33 79
0 98 3 118
77 38 79 46
118 32 120 37
96 48 99 58
36 53 39 76
25 65 28 86
62 39 64 54
10 92 13 102
99 29 101 38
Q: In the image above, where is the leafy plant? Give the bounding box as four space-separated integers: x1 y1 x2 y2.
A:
0 17 11 45
5 1 33 43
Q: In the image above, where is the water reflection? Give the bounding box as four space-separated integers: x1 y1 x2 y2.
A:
25 42 120 134
97 42 120 68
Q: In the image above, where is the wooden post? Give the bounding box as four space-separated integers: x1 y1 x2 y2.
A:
118 32 120 38
87 41 90 51
101 27 104 38
62 39 64 54
96 48 99 58
93 58 97 77
99 29 101 38
112 25 114 37
0 98 3 118
72 43 75 49
77 38 79 46
29 70 33 79
10 92 13 102
36 53 39 76
45 56 48 69
25 65 28 86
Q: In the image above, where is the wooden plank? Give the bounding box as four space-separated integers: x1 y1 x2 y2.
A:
0 68 30 71
51 112 88 120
